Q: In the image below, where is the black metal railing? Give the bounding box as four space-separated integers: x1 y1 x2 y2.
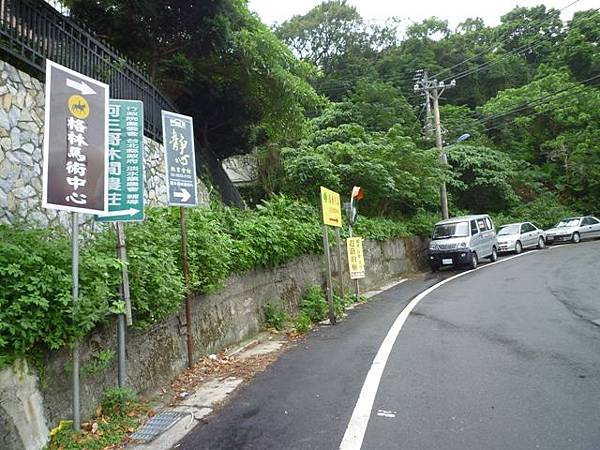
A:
0 0 176 141
0 0 244 207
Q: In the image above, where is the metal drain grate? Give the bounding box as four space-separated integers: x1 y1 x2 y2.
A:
130 410 188 442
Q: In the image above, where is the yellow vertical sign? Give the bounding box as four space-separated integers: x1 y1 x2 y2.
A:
320 186 342 227
346 237 365 279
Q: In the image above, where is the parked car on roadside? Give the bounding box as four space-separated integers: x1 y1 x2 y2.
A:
496 222 546 253
428 214 498 272
545 216 600 244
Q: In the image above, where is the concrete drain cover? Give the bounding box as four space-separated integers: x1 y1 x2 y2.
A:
130 410 188 442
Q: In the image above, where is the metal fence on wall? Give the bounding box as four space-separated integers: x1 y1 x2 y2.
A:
0 0 244 206
0 0 177 141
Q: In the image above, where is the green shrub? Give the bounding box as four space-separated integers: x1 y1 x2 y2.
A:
101 387 138 416
352 216 409 240
333 294 354 317
300 285 329 323
264 302 288 330
294 312 312 333
1 195 438 370
82 349 115 377
0 225 120 369
93 210 185 329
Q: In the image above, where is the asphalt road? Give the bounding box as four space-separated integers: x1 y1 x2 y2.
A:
176 241 600 450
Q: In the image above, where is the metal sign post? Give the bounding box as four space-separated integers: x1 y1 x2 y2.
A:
334 228 345 298
71 212 80 431
95 99 144 388
162 111 198 369
347 186 364 301
320 186 343 325
321 223 336 325
42 59 109 431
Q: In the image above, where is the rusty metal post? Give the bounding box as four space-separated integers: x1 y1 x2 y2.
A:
180 207 194 368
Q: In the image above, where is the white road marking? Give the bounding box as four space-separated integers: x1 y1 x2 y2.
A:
339 252 533 450
376 409 396 418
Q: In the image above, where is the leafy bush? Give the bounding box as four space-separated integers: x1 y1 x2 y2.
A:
92 210 185 329
264 302 288 330
294 312 312 333
101 387 138 415
492 193 580 230
1 195 432 369
352 216 409 240
0 225 120 368
300 285 329 323
333 294 354 317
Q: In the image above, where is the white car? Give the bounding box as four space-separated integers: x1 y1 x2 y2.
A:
497 222 546 253
545 216 600 244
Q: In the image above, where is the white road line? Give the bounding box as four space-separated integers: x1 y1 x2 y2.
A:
339 251 533 450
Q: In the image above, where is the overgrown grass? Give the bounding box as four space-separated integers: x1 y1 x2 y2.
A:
45 388 150 450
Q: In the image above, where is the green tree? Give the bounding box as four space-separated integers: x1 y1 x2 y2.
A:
67 0 321 158
275 0 398 99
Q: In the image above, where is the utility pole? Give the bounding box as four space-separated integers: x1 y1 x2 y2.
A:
414 72 456 220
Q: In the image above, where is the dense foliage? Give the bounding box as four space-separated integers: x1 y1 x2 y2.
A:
0 196 424 369
66 0 322 158
8 0 596 371
262 1 600 220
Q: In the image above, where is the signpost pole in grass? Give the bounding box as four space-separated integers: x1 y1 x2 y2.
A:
320 186 343 325
95 99 145 388
161 110 198 368
71 212 81 431
115 222 132 387
347 186 364 301
334 227 345 298
41 60 110 431
180 206 194 369
322 223 336 325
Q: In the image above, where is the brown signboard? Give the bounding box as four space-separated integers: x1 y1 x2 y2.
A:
42 60 109 214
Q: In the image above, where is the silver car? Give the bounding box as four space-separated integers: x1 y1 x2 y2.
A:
428 214 498 271
497 222 546 253
545 216 600 244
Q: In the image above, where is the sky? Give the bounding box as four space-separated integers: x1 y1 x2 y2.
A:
247 0 599 29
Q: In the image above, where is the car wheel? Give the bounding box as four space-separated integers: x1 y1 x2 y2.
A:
430 265 438 273
515 241 522 254
572 232 581 243
489 246 498 262
470 252 478 269
537 237 545 249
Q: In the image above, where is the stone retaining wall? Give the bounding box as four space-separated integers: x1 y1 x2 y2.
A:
0 60 209 229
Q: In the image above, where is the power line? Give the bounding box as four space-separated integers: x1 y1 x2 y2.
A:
444 8 599 83
478 72 600 125
431 0 584 80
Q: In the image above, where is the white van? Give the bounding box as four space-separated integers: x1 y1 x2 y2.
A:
427 215 498 271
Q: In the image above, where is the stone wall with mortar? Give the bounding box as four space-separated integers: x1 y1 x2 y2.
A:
0 235 427 449
0 60 209 229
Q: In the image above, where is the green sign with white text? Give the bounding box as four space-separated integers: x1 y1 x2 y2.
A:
96 99 144 222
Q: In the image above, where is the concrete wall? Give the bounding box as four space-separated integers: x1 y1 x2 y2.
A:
0 60 209 229
0 235 426 449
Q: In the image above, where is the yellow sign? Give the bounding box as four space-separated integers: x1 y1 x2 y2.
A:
347 237 365 279
67 95 90 119
320 186 342 227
